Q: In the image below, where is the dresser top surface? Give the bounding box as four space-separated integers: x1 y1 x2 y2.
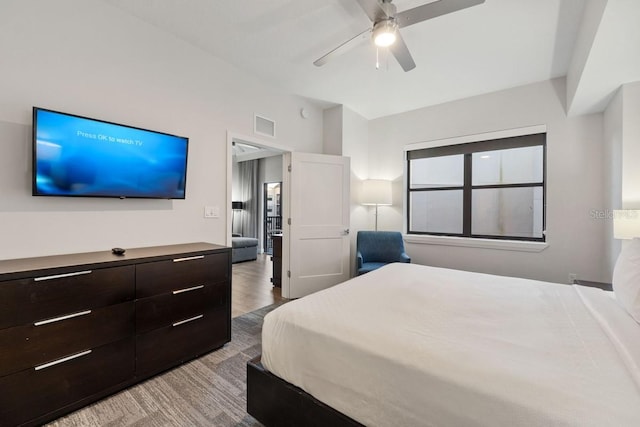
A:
0 242 229 280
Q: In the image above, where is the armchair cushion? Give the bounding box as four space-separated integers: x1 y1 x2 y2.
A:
356 231 410 275
358 262 391 275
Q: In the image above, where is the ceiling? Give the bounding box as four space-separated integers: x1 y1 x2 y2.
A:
232 140 283 162
102 0 596 119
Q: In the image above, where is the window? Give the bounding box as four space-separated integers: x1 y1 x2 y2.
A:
407 133 545 241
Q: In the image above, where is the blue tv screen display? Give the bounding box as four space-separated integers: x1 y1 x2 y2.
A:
33 107 188 199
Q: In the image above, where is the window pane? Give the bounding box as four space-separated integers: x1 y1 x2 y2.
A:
410 190 463 234
472 146 543 185
410 155 464 189
472 187 543 238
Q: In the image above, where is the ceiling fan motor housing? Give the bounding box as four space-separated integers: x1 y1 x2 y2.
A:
379 0 397 19
372 0 398 47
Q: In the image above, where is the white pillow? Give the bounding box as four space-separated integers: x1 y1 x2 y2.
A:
613 237 640 322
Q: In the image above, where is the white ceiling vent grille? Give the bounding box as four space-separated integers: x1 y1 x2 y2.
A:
254 114 276 138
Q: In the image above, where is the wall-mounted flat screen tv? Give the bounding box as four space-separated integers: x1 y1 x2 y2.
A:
32 107 189 199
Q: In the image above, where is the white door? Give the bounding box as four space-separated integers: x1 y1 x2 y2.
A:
282 152 350 298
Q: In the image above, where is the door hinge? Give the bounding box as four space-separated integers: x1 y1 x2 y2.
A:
287 270 291 278
288 164 292 172
287 218 291 225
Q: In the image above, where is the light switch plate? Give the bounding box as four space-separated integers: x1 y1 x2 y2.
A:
204 206 219 218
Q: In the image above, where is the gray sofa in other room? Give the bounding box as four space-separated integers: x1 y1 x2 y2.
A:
232 236 258 263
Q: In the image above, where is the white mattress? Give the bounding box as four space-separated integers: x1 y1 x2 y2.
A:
261 263 640 427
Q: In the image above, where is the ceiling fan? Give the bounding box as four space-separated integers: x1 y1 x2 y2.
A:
313 0 485 72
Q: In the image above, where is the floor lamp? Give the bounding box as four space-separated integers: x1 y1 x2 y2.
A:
361 179 392 231
232 201 244 235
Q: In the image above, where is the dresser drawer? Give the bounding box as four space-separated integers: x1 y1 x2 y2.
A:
136 282 227 334
0 302 134 378
0 337 134 427
136 252 229 298
0 265 135 330
136 306 229 376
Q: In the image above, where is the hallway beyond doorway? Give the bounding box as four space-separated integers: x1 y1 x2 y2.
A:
232 254 285 318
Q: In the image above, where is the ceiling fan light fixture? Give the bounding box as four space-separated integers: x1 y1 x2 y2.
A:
373 20 397 47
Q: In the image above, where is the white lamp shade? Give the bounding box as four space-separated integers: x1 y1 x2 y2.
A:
614 210 640 239
361 179 392 206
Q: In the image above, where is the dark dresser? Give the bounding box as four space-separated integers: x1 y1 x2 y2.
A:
0 242 231 427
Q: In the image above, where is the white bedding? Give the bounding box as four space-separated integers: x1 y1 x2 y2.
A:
261 263 640 427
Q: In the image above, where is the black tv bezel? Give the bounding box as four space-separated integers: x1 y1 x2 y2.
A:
32 106 189 200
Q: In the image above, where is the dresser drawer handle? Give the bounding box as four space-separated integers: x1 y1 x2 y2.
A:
172 284 205 295
34 350 92 371
34 310 92 326
172 255 205 263
34 270 92 282
172 314 203 327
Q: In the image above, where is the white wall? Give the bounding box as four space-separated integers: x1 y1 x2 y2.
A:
367 78 606 284
601 81 640 275
259 156 284 184
341 106 370 275
231 158 241 205
0 0 323 260
323 106 343 156
621 82 640 207
566 0 608 113
603 87 623 276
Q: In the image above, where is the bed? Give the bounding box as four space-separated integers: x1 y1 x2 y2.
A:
247 261 640 427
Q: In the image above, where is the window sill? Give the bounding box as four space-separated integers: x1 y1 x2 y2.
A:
402 234 548 253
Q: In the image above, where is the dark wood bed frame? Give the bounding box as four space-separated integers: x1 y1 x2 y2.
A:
247 356 364 427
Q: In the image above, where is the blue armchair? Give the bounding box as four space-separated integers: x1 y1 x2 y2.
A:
356 231 411 276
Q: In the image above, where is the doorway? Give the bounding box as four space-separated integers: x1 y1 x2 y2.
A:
227 133 351 300
229 136 287 251
228 133 289 316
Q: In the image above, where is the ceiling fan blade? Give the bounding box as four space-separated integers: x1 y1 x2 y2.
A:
396 0 485 28
389 31 416 72
355 0 389 23
313 28 371 67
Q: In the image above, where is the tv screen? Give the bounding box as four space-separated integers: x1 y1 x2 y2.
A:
32 107 189 199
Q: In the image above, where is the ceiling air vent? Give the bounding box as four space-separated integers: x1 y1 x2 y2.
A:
254 114 276 138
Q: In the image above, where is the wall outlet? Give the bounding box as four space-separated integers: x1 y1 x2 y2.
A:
568 273 577 284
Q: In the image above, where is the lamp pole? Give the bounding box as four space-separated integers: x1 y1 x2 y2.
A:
362 179 392 232
231 201 244 236
374 204 379 231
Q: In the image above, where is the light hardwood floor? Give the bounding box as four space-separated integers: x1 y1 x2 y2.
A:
232 253 285 318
